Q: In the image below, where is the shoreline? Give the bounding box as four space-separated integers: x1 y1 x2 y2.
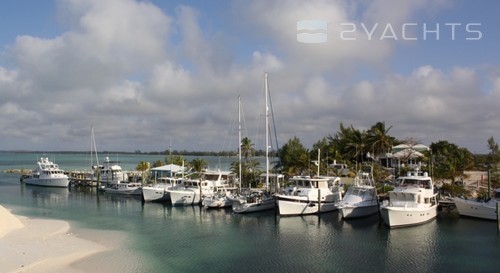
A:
0 204 112 273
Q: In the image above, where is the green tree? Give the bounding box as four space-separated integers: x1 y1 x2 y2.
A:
366 121 395 160
328 123 367 167
135 161 150 184
189 158 207 173
430 140 474 183
280 136 309 177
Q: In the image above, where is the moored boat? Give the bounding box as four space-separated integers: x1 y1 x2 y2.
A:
451 188 500 220
104 181 142 195
276 176 343 216
380 170 438 228
22 157 70 188
142 177 184 202
338 166 379 219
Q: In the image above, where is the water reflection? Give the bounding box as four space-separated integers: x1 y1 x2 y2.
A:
384 221 439 273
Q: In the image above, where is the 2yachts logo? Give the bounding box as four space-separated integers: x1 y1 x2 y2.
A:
297 20 482 43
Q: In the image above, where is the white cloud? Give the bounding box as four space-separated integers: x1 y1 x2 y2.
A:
0 0 498 153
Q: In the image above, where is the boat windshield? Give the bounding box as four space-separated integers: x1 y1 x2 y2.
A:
397 178 431 189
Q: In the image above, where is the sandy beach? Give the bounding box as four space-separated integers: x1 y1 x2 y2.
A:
0 204 109 273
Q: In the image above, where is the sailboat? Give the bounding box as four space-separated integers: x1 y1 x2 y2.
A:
233 73 278 213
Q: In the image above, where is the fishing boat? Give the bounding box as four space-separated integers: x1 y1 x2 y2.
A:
451 188 500 220
276 176 343 216
380 169 438 228
338 166 379 219
22 157 70 188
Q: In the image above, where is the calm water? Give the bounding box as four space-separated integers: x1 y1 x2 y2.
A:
0 152 499 273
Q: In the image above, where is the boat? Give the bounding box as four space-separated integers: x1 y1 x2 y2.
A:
167 170 234 206
92 156 129 187
104 181 142 195
380 169 438 228
202 186 235 208
232 189 276 213
142 177 184 202
276 176 343 216
338 166 379 219
22 157 70 188
232 73 281 214
451 188 500 220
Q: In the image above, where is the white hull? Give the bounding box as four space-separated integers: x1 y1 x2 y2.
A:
380 205 438 228
24 177 70 188
142 184 171 202
233 198 276 213
277 198 338 216
452 197 498 220
340 204 379 219
203 197 233 208
105 187 142 195
168 190 198 206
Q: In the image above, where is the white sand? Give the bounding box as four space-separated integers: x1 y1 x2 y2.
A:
0 204 109 273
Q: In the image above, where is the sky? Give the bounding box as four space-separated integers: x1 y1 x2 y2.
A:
0 0 499 154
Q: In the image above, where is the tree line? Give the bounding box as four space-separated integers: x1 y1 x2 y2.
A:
137 121 499 191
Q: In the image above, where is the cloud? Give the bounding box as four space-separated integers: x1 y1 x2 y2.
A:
0 0 498 154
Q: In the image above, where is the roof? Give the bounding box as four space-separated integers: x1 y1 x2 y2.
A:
150 164 185 173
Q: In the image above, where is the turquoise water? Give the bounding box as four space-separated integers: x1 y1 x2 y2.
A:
1 153 499 273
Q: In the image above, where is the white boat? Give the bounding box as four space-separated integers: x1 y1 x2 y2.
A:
22 157 70 188
451 188 500 220
232 74 282 214
92 156 128 187
142 177 184 202
233 190 276 213
380 170 438 228
276 176 343 216
104 181 142 195
338 166 379 219
203 186 235 208
168 170 234 206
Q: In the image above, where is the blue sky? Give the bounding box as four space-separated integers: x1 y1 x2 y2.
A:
0 0 499 154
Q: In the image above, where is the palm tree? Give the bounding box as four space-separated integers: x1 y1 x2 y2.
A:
241 137 255 160
190 158 207 173
135 161 150 185
367 121 395 160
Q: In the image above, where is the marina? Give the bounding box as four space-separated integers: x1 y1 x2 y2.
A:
1 152 499 273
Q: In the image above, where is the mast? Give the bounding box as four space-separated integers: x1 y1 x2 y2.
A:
238 95 242 192
265 72 270 191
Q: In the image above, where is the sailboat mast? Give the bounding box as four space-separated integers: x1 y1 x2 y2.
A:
265 73 270 191
238 95 242 192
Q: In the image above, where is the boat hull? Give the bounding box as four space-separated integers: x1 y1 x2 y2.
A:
142 185 170 202
452 197 498 220
380 205 437 228
277 198 337 216
24 177 70 188
105 187 142 195
340 204 379 219
233 198 276 213
168 190 197 206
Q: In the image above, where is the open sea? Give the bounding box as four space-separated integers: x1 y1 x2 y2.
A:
0 152 499 273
